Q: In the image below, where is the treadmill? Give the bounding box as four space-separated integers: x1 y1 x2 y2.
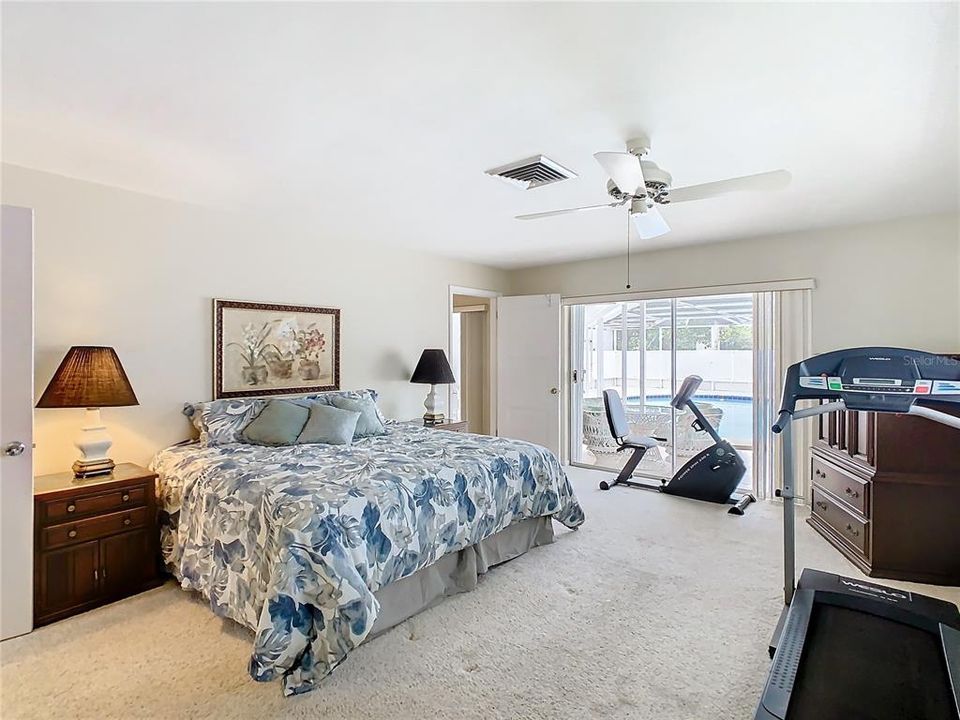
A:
755 348 960 720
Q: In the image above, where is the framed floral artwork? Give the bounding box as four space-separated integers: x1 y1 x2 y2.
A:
213 299 340 399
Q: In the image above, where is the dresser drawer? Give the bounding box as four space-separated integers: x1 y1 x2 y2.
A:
811 456 869 516
39 484 148 524
811 486 869 555
42 507 149 550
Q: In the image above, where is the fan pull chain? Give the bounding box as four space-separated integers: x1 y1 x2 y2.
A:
625 210 632 289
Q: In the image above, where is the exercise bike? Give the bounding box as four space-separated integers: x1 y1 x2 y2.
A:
598 375 756 515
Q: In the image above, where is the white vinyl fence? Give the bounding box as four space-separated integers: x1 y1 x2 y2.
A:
586 350 753 397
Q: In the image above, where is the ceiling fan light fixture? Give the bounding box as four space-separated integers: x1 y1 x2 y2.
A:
512 137 790 239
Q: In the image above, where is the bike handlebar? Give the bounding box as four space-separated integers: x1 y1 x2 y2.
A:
672 375 703 410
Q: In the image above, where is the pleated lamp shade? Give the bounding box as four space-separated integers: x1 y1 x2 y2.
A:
36 346 139 408
410 349 456 385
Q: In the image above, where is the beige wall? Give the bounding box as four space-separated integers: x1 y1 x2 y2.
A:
459 309 489 434
3 164 509 475
508 214 960 354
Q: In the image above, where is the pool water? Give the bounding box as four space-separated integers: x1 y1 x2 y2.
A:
627 395 754 445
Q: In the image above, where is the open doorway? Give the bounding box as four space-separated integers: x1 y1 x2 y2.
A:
449 287 498 435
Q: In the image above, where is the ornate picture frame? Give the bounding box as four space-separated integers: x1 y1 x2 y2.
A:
213 299 341 399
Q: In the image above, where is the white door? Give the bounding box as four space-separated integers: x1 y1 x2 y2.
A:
1 205 34 639
496 294 561 455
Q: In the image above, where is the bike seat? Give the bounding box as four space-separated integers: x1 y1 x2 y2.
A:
619 434 663 450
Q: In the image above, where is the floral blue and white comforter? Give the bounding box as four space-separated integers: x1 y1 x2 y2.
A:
151 421 584 695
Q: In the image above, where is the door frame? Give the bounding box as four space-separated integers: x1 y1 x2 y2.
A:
448 285 501 435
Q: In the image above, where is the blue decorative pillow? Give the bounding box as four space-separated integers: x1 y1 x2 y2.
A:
241 400 310 446
183 398 266 446
306 389 386 424
330 396 387 438
297 404 361 445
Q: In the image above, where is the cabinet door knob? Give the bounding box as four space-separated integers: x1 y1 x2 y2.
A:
121 493 130 502
66 503 76 513
68 529 77 538
123 517 131 526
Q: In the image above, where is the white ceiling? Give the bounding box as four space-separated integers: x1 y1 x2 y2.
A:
3 2 957 268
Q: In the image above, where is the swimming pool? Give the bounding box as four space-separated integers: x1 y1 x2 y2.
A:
628 394 754 445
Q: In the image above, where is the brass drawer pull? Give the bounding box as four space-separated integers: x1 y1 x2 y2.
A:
122 493 130 502
68 529 78 539
123 517 131 526
66 503 76 513
815 501 828 511
845 524 860 537
844 487 860 499
814 469 825 478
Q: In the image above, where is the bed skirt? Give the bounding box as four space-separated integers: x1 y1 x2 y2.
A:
368 515 556 639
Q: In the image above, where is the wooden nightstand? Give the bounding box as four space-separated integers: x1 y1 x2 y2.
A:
409 419 469 433
33 463 162 627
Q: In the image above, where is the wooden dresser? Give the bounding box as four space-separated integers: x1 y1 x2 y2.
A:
808 407 960 585
33 463 162 626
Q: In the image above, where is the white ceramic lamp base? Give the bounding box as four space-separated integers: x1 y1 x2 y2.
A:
423 384 445 425
72 407 116 478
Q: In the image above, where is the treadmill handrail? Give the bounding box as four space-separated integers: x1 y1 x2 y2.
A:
772 402 846 434
909 404 960 430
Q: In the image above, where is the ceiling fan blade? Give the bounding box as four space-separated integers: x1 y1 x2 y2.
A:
515 201 623 220
668 169 791 204
631 205 670 240
594 152 645 196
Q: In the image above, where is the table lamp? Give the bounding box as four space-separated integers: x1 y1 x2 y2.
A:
410 349 456 425
36 346 139 478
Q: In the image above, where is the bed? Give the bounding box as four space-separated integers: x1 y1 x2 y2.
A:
151 417 585 695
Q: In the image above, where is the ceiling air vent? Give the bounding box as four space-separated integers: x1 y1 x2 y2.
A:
485 155 576 189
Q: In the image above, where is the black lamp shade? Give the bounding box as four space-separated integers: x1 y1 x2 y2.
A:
36 346 139 408
410 349 456 385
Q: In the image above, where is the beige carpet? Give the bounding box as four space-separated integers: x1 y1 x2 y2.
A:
2 466 958 720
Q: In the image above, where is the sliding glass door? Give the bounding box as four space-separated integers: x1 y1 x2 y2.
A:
569 293 755 489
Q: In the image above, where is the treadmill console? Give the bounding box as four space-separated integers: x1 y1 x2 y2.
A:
780 348 960 413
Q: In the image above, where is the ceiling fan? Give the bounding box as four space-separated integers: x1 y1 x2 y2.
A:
516 135 791 240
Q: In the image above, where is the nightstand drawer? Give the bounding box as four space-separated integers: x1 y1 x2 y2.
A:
811 456 868 516
40 484 148 524
42 507 149 550
811 486 869 556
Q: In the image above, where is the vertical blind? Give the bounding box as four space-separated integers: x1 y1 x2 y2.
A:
754 289 813 500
